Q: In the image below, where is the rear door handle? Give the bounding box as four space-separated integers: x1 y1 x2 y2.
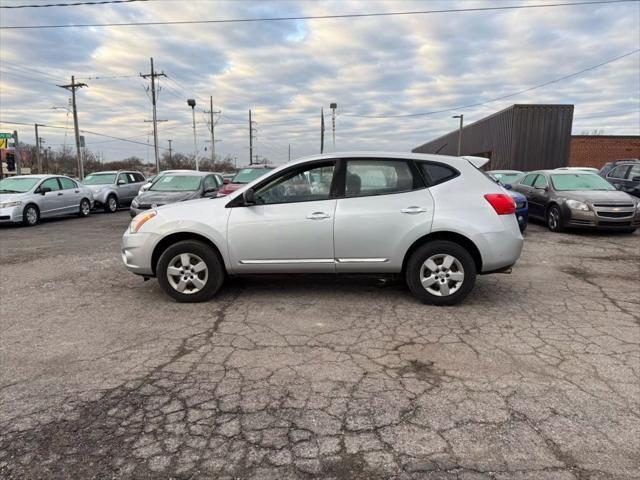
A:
57 192 64 196
306 211 331 220
401 206 427 214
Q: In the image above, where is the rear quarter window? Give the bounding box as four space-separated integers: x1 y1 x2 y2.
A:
419 162 458 186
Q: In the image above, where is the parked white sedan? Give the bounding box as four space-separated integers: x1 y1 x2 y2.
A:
122 152 523 305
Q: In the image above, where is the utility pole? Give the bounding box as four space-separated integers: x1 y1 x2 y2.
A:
34 123 42 173
58 76 87 179
249 110 253 165
167 139 172 165
453 114 464 156
187 99 198 170
288 143 291 162
320 107 325 154
205 96 221 164
140 57 166 174
330 102 337 151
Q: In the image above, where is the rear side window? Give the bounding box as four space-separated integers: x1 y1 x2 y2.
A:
520 174 538 186
419 162 458 186
345 160 421 198
132 173 145 182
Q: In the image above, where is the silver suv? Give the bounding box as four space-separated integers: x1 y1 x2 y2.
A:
122 152 524 306
83 170 146 213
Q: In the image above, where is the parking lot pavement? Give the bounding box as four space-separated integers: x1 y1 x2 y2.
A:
0 212 638 479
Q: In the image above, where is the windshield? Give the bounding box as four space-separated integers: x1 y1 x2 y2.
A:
490 172 524 184
83 173 116 185
551 174 616 191
232 168 273 184
0 177 40 193
149 174 202 192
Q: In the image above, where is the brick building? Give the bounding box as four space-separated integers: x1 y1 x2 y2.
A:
569 135 640 169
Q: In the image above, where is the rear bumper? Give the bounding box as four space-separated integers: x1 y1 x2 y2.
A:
475 215 524 273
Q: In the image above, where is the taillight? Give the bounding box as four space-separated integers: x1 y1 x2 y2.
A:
484 194 516 215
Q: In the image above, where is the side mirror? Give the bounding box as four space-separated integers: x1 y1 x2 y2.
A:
203 188 217 197
535 185 548 191
40 187 52 195
243 188 256 206
117 179 126 185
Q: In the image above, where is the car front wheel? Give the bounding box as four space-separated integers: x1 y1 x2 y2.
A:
547 205 564 232
156 240 224 303
105 195 118 213
405 240 476 306
22 204 39 226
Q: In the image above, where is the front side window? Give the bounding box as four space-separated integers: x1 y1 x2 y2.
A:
608 165 630 179
255 164 335 205
40 178 61 191
0 177 40 193
345 160 419 198
59 177 77 190
203 175 218 191
520 174 538 186
551 174 616 191
533 175 548 188
150 174 202 192
83 173 116 185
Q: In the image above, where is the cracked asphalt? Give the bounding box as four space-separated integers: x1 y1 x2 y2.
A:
1 211 639 479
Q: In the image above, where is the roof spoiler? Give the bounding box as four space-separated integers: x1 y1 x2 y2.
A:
462 156 490 168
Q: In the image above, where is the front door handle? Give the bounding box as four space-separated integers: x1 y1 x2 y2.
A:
57 192 64 196
401 206 427 214
306 212 331 220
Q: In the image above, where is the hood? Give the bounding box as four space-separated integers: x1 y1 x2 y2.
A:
0 192 29 203
560 190 637 204
136 190 200 205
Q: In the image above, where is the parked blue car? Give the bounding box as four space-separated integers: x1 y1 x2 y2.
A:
487 170 529 232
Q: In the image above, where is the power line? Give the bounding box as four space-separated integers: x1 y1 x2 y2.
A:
1 0 148 8
1 0 634 29
342 49 640 119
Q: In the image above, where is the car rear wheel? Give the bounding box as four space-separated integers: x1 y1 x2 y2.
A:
78 198 91 217
156 240 224 303
547 205 564 232
105 195 118 213
405 240 476 306
22 204 39 226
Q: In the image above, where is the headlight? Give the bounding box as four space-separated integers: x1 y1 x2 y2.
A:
0 200 22 208
130 210 157 233
566 199 589 211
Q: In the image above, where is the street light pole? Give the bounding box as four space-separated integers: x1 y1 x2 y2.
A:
452 114 464 156
187 99 198 171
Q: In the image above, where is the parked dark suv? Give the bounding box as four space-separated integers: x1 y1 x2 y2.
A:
600 159 640 198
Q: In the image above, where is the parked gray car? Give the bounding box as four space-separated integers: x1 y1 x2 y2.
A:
130 171 221 217
512 170 640 232
82 170 146 213
0 174 94 226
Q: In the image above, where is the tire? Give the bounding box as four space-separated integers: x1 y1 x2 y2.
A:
547 204 564 232
22 204 40 226
405 240 476 306
156 240 224 303
78 198 91 217
105 195 118 213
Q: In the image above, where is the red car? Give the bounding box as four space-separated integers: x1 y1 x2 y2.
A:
217 166 275 195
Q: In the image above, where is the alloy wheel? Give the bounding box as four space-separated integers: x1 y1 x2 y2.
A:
419 254 465 297
26 207 38 225
81 200 90 216
108 197 117 212
548 207 559 230
166 253 209 294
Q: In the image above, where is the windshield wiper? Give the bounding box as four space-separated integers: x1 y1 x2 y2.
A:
0 189 19 193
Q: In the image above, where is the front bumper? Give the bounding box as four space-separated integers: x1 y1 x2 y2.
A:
564 206 640 230
121 230 160 276
130 206 149 218
0 206 22 223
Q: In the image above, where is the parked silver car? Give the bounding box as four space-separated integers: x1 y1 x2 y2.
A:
122 152 524 306
0 174 94 226
82 170 147 213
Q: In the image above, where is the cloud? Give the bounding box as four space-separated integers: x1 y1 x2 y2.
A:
0 0 638 165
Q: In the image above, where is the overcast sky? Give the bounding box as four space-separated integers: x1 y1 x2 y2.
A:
0 0 638 166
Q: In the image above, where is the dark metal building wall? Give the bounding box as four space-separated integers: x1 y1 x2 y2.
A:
412 104 574 171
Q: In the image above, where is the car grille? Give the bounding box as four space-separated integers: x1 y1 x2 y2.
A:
593 203 634 208
597 211 634 218
136 204 161 209
598 220 632 227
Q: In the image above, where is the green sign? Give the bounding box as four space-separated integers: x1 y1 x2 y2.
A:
0 133 13 139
